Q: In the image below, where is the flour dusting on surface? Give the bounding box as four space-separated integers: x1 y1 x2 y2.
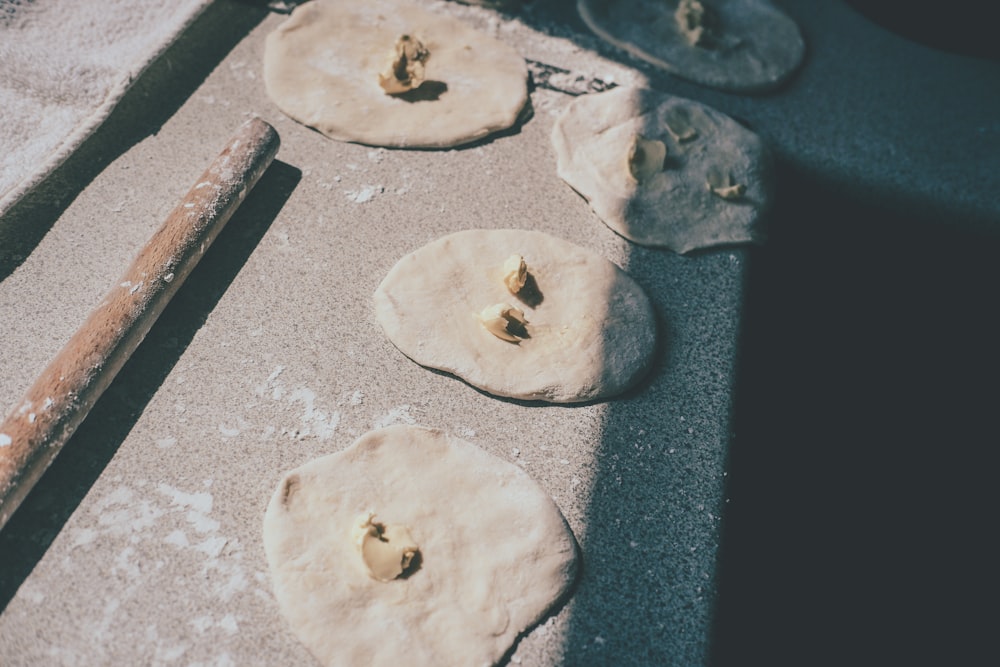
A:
254 365 341 440
345 184 384 203
373 405 417 429
288 387 341 439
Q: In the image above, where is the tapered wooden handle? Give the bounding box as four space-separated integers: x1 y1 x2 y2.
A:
0 117 280 530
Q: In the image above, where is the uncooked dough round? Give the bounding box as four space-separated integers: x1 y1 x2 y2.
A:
374 229 657 403
552 86 772 253
263 0 529 148
263 425 579 667
577 0 804 93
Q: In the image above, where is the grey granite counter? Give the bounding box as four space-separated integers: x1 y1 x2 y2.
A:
1 1 997 666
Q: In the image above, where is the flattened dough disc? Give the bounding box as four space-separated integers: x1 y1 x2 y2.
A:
374 229 657 403
263 0 529 148
577 0 804 93
552 86 772 253
263 425 579 667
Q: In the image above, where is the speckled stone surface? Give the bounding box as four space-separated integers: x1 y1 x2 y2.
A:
0 1 997 666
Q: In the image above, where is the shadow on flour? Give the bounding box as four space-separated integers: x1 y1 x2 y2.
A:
507 2 999 665
710 161 1000 666
0 160 299 612
0 1 269 282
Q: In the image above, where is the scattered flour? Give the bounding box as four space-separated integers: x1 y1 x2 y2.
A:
373 404 417 429
155 436 177 449
255 366 341 440
345 184 384 203
288 387 340 439
165 530 190 548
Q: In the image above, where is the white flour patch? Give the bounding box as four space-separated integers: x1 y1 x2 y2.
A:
165 530 190 548
191 615 214 633
373 404 417 429
256 366 340 440
188 510 219 535
219 614 239 635
14 580 45 604
71 527 99 548
189 613 238 636
288 387 341 439
145 623 189 663
157 483 218 533
0 433 12 447
92 597 122 643
345 184 383 203
68 483 252 655
349 390 364 405
254 365 285 396
113 546 142 580
157 484 213 515
214 568 249 602
94 486 166 537
196 536 228 558
156 436 177 449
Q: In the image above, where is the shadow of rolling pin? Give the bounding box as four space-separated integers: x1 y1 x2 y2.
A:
0 117 280 530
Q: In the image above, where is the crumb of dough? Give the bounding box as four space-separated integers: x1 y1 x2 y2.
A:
378 35 430 95
353 512 421 581
706 165 746 200
502 254 528 295
626 134 667 183
663 106 698 142
479 303 528 342
675 0 720 48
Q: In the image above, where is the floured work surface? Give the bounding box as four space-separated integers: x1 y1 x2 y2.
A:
0 1 744 665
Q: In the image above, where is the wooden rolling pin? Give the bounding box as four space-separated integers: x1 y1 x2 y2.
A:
0 117 280 530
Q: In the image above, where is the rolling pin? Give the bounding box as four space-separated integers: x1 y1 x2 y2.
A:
0 117 280 530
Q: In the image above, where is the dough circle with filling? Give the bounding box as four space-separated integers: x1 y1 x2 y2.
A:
374 229 657 403
263 0 529 148
263 425 579 667
552 86 772 253
577 0 804 93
